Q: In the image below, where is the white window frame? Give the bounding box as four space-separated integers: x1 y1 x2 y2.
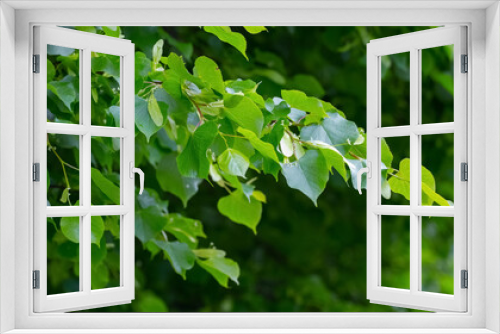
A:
0 1 499 333
33 26 136 313
366 26 467 312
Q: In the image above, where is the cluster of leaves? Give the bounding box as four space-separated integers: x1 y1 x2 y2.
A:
46 26 451 298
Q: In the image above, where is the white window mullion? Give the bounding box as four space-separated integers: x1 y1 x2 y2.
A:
81 47 92 295
409 48 420 294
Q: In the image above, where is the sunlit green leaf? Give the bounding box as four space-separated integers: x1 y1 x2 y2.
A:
280 150 329 206
203 26 248 60
152 239 195 279
217 189 262 234
217 148 250 177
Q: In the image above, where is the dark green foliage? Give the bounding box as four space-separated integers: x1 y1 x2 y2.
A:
44 26 454 312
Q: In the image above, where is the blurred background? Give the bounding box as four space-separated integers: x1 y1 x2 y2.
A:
46 26 455 312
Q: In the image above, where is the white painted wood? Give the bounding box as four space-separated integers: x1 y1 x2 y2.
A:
485 3 500 333
33 26 135 313
0 2 17 333
6 3 492 333
366 26 467 312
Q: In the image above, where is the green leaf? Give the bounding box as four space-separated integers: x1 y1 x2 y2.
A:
193 248 226 258
135 96 161 142
217 148 250 177
90 216 105 246
177 121 218 179
237 127 279 163
304 141 348 181
157 153 202 207
60 217 80 244
135 52 151 78
135 206 165 243
224 97 264 137
152 39 164 70
48 81 76 111
197 257 240 288
194 56 225 94
243 26 268 34
164 53 202 87
90 168 120 205
152 240 195 279
300 112 361 155
388 158 449 206
164 213 206 249
217 189 262 234
101 26 120 38
280 150 329 206
148 91 163 126
203 26 248 60
281 90 327 125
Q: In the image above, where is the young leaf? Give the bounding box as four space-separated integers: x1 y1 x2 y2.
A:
217 189 262 234
152 239 195 279
90 168 120 205
148 91 163 126
280 150 329 206
157 153 202 207
217 148 250 177
164 213 206 249
152 39 164 70
135 206 165 244
135 96 162 142
194 56 225 94
237 127 279 163
203 26 248 60
300 112 361 155
243 26 268 34
281 90 327 125
224 97 264 137
177 121 218 179
196 257 240 288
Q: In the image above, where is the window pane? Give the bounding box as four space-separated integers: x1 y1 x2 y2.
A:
382 136 410 205
47 134 80 206
421 133 454 206
91 216 121 290
421 45 454 124
91 137 121 205
47 45 80 124
381 215 410 290
47 216 80 294
91 52 121 127
421 216 454 294
381 52 410 127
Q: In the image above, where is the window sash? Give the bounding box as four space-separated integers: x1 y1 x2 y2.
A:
366 26 468 312
33 26 136 313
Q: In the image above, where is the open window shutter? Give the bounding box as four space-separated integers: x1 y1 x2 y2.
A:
33 26 136 312
366 26 467 312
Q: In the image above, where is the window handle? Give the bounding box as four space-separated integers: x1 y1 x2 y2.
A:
357 161 372 195
129 162 144 195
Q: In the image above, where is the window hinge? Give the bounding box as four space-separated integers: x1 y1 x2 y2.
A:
461 54 468 73
33 54 40 73
33 270 40 289
461 270 468 289
33 163 40 182
461 162 468 181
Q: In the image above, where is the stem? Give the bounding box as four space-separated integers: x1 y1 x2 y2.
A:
162 230 169 242
187 96 205 128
